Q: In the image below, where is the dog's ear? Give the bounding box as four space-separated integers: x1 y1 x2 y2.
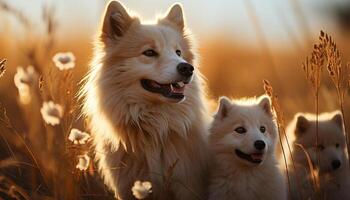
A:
331 111 343 129
101 1 135 40
161 3 185 30
295 114 309 136
258 95 273 117
215 97 231 119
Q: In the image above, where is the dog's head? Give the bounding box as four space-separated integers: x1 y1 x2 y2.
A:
210 96 278 167
98 1 196 104
292 111 347 173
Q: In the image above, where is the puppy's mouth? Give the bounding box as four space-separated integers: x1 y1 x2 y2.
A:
141 79 188 101
235 149 264 164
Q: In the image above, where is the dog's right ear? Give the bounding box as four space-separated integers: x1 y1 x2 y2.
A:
161 4 185 31
101 1 135 41
331 111 343 129
295 114 309 136
215 97 231 119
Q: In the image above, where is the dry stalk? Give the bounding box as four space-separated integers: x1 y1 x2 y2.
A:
347 62 350 89
321 31 350 169
295 143 321 198
0 104 48 187
243 0 284 94
0 1 31 29
0 59 6 78
263 79 302 199
301 32 326 189
0 175 31 200
288 0 312 44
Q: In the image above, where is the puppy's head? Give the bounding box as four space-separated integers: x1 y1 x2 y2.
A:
98 1 196 104
210 96 278 167
292 111 347 173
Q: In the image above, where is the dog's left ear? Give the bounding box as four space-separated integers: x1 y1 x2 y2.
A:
161 3 185 30
258 96 273 117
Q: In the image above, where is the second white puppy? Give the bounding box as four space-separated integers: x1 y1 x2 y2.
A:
208 96 286 200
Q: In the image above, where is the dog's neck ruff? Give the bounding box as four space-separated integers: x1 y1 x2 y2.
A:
115 101 196 152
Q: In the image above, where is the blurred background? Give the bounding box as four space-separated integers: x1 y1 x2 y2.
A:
0 0 349 199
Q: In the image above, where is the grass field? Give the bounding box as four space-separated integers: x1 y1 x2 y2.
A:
0 0 350 199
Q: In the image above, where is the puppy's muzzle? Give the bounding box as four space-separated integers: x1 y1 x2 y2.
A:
177 62 194 79
254 140 266 151
332 159 341 170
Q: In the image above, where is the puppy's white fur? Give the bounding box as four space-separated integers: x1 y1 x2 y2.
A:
286 111 350 200
80 2 209 199
208 96 286 200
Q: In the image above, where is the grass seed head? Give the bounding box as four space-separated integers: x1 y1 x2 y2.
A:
0 59 6 78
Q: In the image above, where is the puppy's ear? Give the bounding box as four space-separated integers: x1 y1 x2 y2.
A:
161 3 184 30
295 114 309 135
258 96 273 117
101 1 135 40
215 97 231 119
331 111 343 128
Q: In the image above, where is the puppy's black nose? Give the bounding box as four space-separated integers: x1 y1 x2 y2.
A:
177 63 194 77
332 159 341 170
254 140 266 151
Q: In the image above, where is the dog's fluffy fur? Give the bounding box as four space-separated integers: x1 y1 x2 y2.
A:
286 111 350 200
80 1 209 199
208 96 287 200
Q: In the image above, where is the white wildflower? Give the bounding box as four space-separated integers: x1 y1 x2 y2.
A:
132 180 152 199
52 52 75 70
14 66 38 104
68 128 90 144
40 101 63 125
76 154 90 171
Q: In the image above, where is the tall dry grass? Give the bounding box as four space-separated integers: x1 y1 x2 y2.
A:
302 30 350 170
0 59 6 77
0 2 112 200
278 30 350 200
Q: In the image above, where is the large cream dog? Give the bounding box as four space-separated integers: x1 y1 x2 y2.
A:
80 1 209 199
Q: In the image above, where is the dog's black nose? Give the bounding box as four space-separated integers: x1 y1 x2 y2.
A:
332 159 341 170
254 140 266 151
177 63 194 77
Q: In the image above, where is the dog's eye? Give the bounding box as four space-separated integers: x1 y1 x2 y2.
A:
234 127 246 134
176 49 181 56
336 143 340 148
143 49 158 57
260 126 266 133
317 144 325 151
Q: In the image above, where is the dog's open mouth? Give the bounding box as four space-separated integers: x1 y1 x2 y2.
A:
235 149 264 164
141 79 188 100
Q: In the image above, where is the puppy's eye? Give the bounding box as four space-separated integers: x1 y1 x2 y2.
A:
176 49 181 56
260 126 266 133
143 49 158 57
317 144 325 151
336 143 340 148
234 127 246 134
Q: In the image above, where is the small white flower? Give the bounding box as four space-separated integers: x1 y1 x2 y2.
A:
132 180 152 199
52 52 75 70
40 101 63 125
14 66 38 104
68 128 90 144
76 154 90 171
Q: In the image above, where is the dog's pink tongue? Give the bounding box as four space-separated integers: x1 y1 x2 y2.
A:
171 85 185 94
251 153 263 160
